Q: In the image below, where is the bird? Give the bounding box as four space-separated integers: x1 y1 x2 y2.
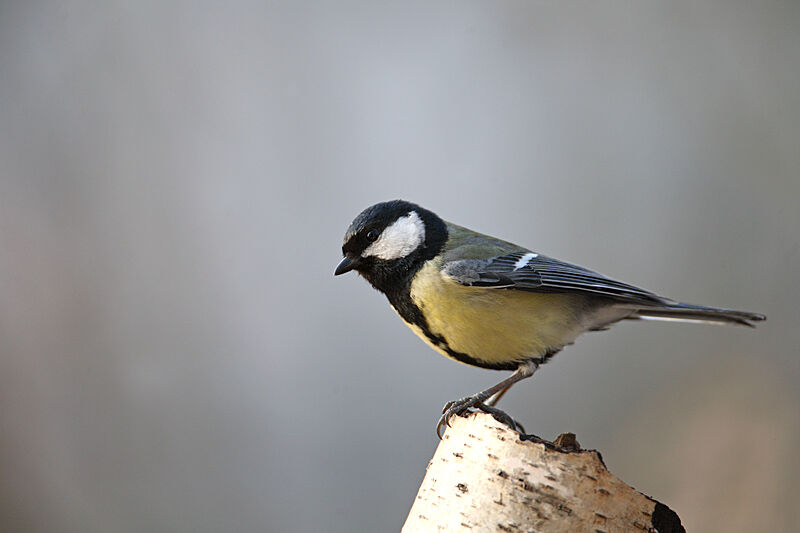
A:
334 200 765 438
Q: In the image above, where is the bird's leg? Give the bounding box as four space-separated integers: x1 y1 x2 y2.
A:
485 384 512 407
437 361 539 438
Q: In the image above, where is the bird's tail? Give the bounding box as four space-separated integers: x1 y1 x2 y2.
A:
626 302 766 328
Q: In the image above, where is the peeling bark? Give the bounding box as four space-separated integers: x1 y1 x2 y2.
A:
403 413 684 533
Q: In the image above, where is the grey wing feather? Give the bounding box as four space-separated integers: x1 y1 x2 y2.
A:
440 258 519 288
445 251 666 306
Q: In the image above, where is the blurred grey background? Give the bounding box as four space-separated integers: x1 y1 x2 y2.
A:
1 1 798 532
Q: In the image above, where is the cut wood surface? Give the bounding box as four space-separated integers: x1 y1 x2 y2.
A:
403 413 684 533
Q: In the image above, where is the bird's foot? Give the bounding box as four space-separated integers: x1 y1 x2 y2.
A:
437 395 481 438
437 397 524 438
476 402 525 434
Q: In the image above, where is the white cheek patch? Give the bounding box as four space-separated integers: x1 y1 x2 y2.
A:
363 211 426 260
513 252 538 270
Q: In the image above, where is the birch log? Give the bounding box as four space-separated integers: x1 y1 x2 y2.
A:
403 413 684 533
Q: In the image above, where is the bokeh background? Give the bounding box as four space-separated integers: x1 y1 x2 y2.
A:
1 2 798 532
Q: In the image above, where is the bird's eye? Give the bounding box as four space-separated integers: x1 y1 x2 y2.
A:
366 229 379 242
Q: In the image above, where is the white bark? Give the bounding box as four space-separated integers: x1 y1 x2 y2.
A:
403 413 684 533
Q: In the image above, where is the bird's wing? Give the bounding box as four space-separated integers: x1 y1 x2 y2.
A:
442 251 667 306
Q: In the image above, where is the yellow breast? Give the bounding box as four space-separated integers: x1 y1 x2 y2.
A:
406 261 586 366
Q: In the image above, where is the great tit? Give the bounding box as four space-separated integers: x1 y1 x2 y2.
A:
334 200 765 437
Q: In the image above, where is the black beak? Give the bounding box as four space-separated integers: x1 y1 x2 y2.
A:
334 256 358 276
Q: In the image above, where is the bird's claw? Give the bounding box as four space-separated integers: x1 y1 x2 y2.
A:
436 396 524 438
477 402 526 434
437 395 480 438
441 398 467 414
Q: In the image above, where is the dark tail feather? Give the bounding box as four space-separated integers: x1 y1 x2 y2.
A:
626 302 766 328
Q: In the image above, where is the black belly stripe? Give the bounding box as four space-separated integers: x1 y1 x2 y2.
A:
386 286 558 371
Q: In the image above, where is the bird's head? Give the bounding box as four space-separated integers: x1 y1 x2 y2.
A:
334 200 448 293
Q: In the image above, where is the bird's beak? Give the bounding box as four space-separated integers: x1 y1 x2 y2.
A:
334 256 358 276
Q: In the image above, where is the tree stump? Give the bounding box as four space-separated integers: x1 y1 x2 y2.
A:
403 413 684 532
